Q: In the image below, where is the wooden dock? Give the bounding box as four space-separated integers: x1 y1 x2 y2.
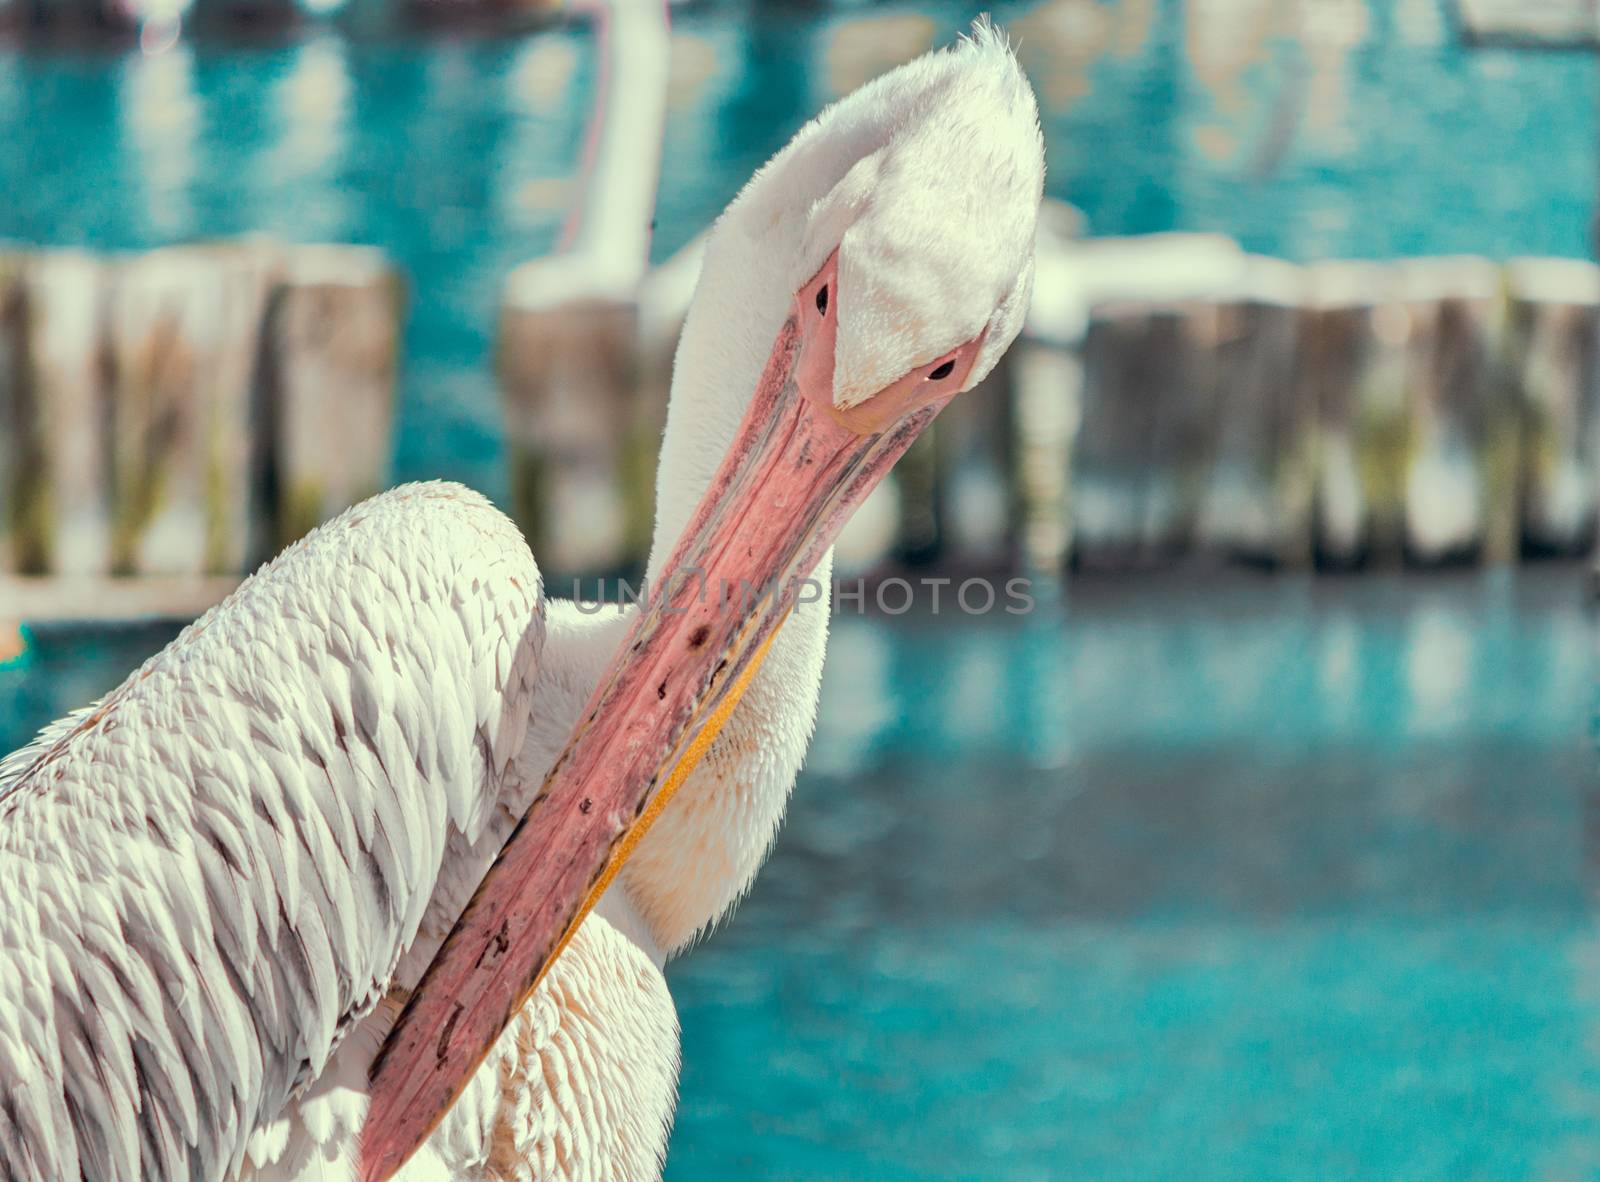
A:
1017 240 1599 573
0 239 401 635
502 205 1600 581
4 224 1597 634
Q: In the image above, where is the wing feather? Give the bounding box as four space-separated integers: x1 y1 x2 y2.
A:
0 483 545 1182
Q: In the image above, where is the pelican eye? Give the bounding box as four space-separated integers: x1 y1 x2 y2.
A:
816 285 829 315
929 360 955 381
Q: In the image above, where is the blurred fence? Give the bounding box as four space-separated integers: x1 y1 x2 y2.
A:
2 220 1595 629
0 239 400 621
505 206 1600 581
1031 243 1598 572
1024 239 1600 572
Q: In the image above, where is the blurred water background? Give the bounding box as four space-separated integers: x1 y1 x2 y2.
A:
1 0 1594 504
2 0 1598 1177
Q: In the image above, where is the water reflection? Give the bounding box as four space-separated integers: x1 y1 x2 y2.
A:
1405 600 1472 734
275 36 349 178
671 566 1593 1180
808 623 893 778
805 568 1589 769
121 42 198 239
499 34 582 231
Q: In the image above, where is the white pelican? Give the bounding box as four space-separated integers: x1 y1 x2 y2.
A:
0 24 1043 1182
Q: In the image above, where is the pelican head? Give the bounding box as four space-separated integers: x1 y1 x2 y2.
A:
651 18 1044 551
799 39 1043 414
362 24 1043 1179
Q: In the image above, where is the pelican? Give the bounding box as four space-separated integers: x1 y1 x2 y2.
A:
0 25 1043 1182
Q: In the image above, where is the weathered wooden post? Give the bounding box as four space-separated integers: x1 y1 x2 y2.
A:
1397 256 1508 564
265 244 401 552
107 248 213 577
930 355 1015 571
889 432 941 565
211 241 282 568
1008 204 1092 575
106 243 278 577
501 283 638 579
1505 257 1600 556
1070 234 1244 568
0 255 26 579
1193 256 1310 566
18 250 112 577
1010 334 1079 575
1303 261 1410 567
499 0 669 584
1 239 399 629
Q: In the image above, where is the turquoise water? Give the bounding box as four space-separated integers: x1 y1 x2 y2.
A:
667 570 1598 1180
3 569 1593 1178
0 0 1594 502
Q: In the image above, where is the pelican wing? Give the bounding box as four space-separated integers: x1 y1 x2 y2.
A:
0 483 545 1182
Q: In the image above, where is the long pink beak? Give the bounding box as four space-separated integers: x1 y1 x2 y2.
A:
359 252 986 1181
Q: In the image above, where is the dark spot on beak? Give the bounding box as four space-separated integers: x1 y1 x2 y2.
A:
657 680 668 700
689 624 710 649
579 797 593 814
437 1002 464 1063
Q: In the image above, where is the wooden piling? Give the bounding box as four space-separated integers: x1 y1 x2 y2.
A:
500 279 637 579
1303 261 1410 567
1010 338 1079 574
265 245 400 550
931 354 1016 570
18 251 113 577
107 248 212 577
1 239 405 629
210 241 281 569
892 431 942 565
106 243 277 577
0 256 25 576
1397 256 1508 564
1505 257 1600 557
1009 203 1094 574
1070 236 1245 568
1192 256 1309 566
